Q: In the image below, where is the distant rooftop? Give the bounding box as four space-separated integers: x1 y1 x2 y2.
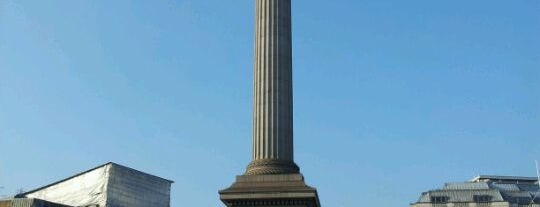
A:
412 175 540 205
471 175 539 184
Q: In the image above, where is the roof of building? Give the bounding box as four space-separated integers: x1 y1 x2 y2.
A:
414 175 540 205
19 162 173 196
471 175 539 183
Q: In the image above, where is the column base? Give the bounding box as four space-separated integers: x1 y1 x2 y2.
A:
219 173 320 207
246 159 300 175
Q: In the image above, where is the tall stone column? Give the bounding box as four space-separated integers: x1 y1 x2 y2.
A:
220 1 320 206
246 0 300 175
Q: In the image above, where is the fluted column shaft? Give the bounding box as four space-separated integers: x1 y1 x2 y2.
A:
246 0 299 175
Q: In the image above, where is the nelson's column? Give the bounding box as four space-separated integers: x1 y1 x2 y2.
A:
219 0 321 207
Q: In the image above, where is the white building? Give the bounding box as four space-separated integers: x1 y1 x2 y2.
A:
412 175 540 207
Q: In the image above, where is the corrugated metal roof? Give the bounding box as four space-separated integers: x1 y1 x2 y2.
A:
490 183 521 191
444 182 489 190
501 191 533 198
517 184 540 193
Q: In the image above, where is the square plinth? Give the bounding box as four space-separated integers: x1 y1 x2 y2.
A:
219 174 320 207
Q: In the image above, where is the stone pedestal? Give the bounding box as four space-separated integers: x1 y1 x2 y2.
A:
219 174 320 207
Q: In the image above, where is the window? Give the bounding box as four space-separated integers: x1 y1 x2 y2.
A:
431 196 449 203
473 195 492 203
454 203 469 207
533 196 540 204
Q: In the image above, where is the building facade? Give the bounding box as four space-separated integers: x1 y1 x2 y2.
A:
412 175 540 207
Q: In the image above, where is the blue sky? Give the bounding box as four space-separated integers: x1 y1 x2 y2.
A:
1 0 539 206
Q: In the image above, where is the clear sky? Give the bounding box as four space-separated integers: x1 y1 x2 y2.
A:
1 0 539 206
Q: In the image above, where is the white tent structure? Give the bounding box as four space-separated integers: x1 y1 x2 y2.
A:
19 162 172 207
